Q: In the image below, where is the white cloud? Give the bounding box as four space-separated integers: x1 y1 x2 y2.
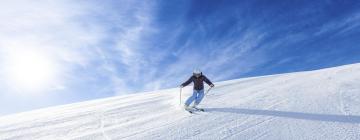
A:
0 1 101 92
0 0 161 96
0 0 165 115
137 24 271 91
0 1 108 64
2 0 334 100
315 11 360 37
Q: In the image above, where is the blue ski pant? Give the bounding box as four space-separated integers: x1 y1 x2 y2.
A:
185 89 205 106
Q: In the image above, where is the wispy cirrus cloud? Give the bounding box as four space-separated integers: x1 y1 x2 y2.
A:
315 12 360 37
0 0 160 114
1 0 360 116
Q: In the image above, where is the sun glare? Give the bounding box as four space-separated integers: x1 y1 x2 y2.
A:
5 48 57 91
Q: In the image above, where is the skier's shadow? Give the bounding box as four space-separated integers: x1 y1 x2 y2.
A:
205 107 360 124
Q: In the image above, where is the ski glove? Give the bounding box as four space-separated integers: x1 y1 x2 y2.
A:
210 84 214 87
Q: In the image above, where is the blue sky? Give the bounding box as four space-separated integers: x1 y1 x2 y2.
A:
0 0 359 115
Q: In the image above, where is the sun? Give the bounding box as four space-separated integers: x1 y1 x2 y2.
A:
5 48 57 91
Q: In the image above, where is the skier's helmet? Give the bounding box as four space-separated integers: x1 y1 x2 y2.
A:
193 69 202 77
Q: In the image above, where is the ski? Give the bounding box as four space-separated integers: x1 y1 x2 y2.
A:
193 107 205 112
185 107 204 113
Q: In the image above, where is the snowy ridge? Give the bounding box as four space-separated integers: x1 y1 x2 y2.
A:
1 63 360 140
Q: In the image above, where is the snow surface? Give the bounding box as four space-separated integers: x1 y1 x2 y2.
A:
1 63 360 140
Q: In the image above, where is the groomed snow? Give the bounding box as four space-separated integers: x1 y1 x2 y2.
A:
1 63 360 140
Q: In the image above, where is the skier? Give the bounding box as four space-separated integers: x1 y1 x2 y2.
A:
180 69 214 112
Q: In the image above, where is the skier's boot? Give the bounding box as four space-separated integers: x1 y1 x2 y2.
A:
184 105 194 113
184 105 192 111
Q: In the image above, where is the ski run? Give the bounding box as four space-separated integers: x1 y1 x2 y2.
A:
1 63 360 140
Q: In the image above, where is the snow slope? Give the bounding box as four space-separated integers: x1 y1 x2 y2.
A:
1 63 360 140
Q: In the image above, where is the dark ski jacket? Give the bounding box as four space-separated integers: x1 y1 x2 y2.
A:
181 75 213 90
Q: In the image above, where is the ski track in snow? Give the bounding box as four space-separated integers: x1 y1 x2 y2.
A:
1 63 360 140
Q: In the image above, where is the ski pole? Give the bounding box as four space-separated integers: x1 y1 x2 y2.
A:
205 87 213 95
179 87 182 106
